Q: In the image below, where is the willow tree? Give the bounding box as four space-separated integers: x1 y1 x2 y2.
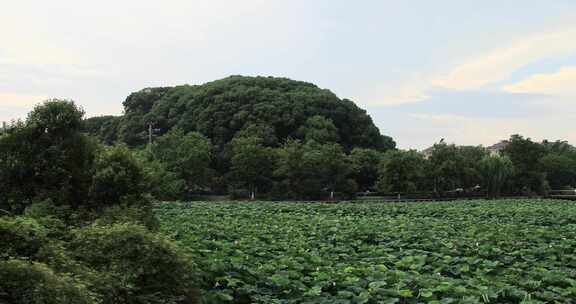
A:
479 155 514 198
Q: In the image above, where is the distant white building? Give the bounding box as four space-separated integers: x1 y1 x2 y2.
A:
486 140 509 156
420 140 509 158
421 146 435 159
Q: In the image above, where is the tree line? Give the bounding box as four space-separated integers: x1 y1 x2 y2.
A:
78 76 576 200
138 128 576 200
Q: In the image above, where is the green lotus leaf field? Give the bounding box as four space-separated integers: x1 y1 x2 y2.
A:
156 199 576 304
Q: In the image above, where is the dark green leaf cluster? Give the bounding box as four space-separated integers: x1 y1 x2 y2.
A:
85 76 395 151
503 135 576 194
68 223 200 304
0 100 201 304
0 215 200 304
374 136 576 198
0 100 151 214
81 115 122 145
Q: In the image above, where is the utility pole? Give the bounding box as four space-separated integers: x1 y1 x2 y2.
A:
148 123 153 147
146 122 163 152
147 122 154 151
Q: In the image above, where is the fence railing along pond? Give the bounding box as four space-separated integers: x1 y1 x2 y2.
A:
548 189 576 200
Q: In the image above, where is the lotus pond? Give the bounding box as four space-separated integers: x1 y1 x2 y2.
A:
156 200 576 303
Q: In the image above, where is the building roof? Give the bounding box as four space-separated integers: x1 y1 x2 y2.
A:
486 140 509 153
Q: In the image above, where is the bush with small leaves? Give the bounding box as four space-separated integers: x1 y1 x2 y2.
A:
0 259 96 304
94 204 159 231
89 145 148 209
69 223 200 304
0 216 48 260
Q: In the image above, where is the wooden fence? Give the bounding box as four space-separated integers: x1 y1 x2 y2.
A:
548 189 576 200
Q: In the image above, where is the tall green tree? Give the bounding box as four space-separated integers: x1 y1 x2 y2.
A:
0 100 97 213
311 141 356 200
118 87 172 146
349 148 383 191
152 128 213 193
457 145 488 189
377 150 428 193
502 135 548 195
230 136 276 200
89 145 148 208
134 150 185 200
479 155 514 198
273 140 309 199
427 143 487 194
539 153 576 189
274 140 355 199
82 115 121 145
428 142 461 194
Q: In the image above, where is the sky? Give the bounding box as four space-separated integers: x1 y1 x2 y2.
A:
1 0 576 149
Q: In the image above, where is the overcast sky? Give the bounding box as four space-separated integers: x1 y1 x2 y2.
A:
1 0 576 149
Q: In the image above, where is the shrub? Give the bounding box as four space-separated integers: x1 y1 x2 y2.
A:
135 150 186 201
229 189 250 200
69 223 199 304
0 259 96 304
24 199 69 237
89 145 148 209
94 203 159 231
0 216 48 260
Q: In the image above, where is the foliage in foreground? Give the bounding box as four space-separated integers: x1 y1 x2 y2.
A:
0 100 200 304
69 223 200 304
0 215 200 304
157 199 576 304
0 259 96 304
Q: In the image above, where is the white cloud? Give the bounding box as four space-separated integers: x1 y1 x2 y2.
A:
358 74 434 105
408 113 468 124
433 27 576 90
453 116 576 147
503 66 576 97
0 93 46 123
374 86 429 105
0 92 46 107
0 45 82 66
400 114 576 149
371 26 576 105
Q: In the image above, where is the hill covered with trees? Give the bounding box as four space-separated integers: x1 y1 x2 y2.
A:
80 76 576 200
84 76 395 151
2 90 576 303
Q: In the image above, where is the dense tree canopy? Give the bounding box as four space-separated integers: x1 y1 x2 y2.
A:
428 143 487 193
273 140 356 200
349 148 383 191
502 135 549 195
85 76 395 152
479 155 514 198
0 100 97 212
377 150 428 193
82 115 121 145
229 136 276 200
151 128 214 192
